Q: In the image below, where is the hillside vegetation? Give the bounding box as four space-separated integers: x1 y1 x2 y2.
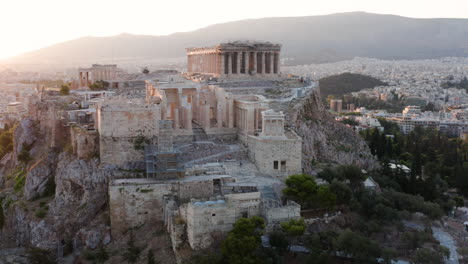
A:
319 72 387 99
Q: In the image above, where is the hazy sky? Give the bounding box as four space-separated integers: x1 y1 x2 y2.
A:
1 0 467 60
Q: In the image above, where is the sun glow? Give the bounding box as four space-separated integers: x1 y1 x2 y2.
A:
1 0 467 60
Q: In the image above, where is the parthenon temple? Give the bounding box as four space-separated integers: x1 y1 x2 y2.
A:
186 41 281 77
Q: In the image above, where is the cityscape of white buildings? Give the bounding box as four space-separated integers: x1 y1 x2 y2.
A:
337 105 468 137
285 57 468 137
285 57 468 109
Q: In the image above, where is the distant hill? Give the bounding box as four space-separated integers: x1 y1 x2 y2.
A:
5 12 468 67
319 73 387 99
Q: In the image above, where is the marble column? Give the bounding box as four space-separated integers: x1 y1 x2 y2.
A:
211 53 215 73
245 52 250 74
174 108 179 130
244 109 247 130
260 52 266 74
270 52 274 74
252 52 257 74
220 54 225 75
227 53 232 74
186 107 192 130
204 105 210 128
208 53 212 73
217 104 223 128
228 99 234 128
236 52 241 75
240 109 243 130
194 93 200 122
275 52 280 74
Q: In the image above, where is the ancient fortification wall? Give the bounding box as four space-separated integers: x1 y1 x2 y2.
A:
186 201 236 249
97 99 161 164
109 181 174 235
109 178 215 235
70 125 98 159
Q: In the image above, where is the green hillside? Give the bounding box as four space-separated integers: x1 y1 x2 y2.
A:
319 72 388 99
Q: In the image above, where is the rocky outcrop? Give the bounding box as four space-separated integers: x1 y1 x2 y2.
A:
0 248 29 264
0 153 15 188
74 224 111 250
52 153 113 240
290 88 378 174
0 153 114 251
0 204 57 250
24 152 58 200
0 100 115 255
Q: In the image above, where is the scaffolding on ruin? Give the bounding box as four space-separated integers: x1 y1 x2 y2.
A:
145 144 185 179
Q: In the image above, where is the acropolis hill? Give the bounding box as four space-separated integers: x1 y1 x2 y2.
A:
0 41 375 263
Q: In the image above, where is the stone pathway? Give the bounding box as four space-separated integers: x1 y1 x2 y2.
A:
184 145 240 166
403 220 459 264
432 227 459 264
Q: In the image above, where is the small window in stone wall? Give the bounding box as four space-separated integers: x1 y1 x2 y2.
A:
273 161 279 170
212 213 216 216
281 161 286 172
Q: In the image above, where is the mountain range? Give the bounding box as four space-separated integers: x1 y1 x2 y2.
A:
5 12 468 67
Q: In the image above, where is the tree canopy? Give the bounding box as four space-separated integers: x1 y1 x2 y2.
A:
59 84 70 95
283 174 336 209
221 216 266 264
319 72 387 100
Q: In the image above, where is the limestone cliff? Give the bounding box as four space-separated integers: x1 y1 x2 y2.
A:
289 88 378 174
0 152 112 251
0 102 113 255
0 99 176 263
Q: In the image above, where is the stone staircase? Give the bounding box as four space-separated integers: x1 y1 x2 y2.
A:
192 123 208 141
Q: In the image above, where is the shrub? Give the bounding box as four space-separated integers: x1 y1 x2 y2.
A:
59 84 70 95
17 143 32 164
221 216 265 264
13 169 27 193
42 177 56 198
281 218 306 237
27 247 54 264
122 232 141 263
269 231 288 255
82 247 109 263
133 135 147 150
35 209 47 218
